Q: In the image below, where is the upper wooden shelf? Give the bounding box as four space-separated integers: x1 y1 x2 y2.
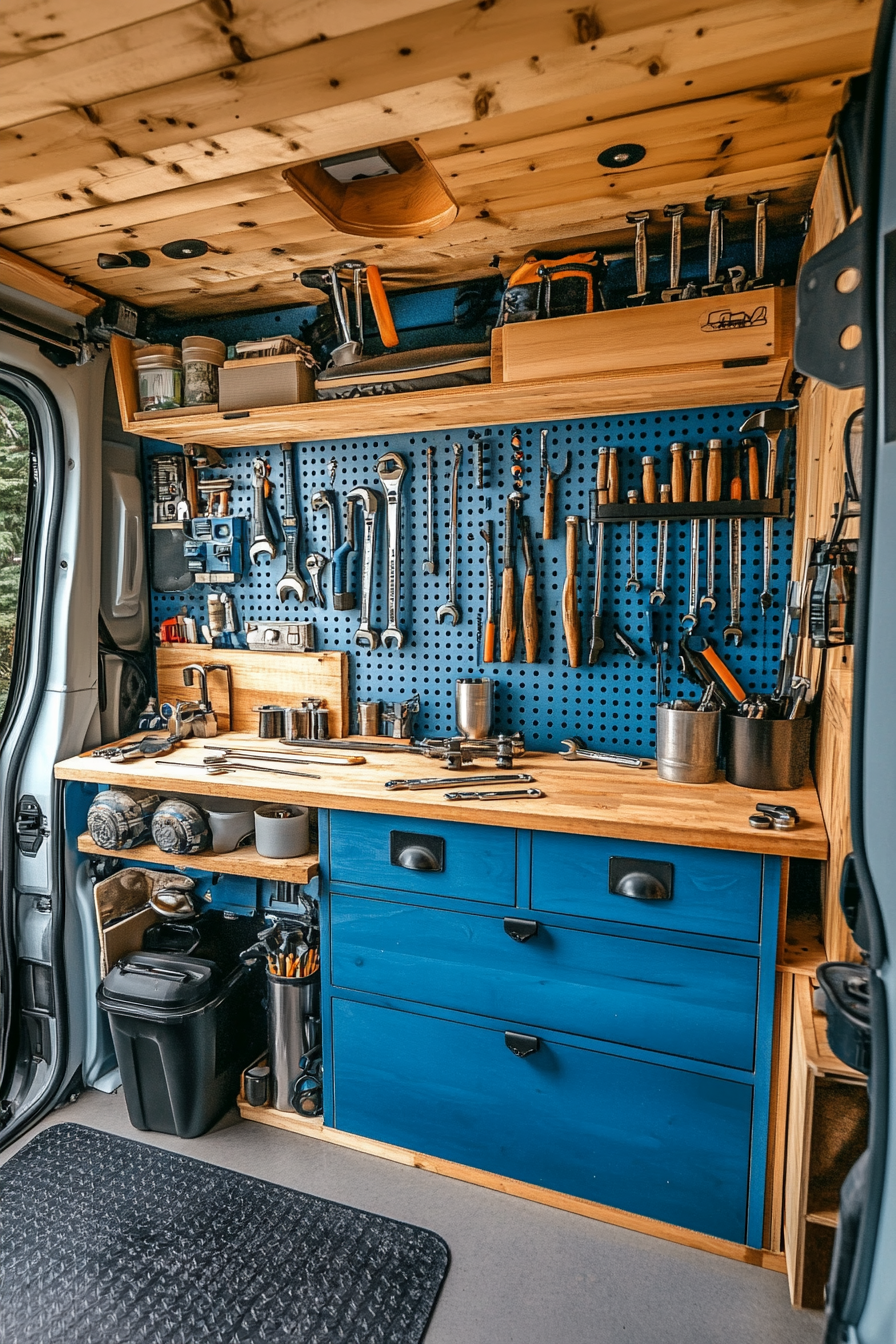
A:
77 830 319 884
110 291 794 448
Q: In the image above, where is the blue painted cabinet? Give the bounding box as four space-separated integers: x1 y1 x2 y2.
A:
323 812 779 1248
330 894 759 1070
332 997 754 1244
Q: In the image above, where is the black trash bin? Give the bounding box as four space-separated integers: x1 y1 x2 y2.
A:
98 951 265 1138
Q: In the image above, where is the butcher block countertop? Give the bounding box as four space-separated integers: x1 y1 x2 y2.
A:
56 733 828 860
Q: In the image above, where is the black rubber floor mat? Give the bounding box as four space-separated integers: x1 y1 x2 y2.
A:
0 1123 449 1344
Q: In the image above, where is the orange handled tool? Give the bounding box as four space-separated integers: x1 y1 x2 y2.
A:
366 266 399 348
562 515 582 667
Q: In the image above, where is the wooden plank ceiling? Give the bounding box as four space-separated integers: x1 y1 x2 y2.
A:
0 0 879 318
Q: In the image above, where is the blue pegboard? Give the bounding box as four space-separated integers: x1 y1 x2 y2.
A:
145 402 792 754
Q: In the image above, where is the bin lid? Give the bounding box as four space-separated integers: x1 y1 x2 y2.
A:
101 952 220 1010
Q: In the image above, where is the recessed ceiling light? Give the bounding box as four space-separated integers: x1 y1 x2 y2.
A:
596 143 646 169
96 250 151 270
161 238 209 259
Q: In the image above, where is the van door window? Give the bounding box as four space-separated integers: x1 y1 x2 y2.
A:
0 394 31 718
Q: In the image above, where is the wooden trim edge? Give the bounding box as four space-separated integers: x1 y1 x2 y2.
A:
236 1099 785 1273
0 244 102 317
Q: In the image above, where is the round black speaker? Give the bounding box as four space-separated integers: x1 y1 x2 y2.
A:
596 143 646 169
161 238 209 259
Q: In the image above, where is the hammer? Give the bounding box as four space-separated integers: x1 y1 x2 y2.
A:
739 406 797 615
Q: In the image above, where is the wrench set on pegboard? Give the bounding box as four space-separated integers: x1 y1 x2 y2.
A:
145 401 793 755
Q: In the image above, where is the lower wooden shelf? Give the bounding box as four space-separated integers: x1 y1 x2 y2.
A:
234 1093 784 1272
77 832 320 884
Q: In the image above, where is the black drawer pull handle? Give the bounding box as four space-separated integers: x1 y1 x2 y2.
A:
609 856 673 902
505 1031 539 1058
389 830 445 873
615 871 670 901
503 917 538 942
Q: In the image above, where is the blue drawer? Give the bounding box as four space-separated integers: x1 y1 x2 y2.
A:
332 998 752 1243
531 831 763 941
328 810 517 905
331 895 758 1070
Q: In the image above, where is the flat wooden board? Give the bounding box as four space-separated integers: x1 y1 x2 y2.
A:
156 645 349 739
57 731 828 859
77 831 319 884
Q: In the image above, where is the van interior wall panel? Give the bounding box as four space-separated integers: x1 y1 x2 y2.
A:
0 0 881 318
796 149 863 965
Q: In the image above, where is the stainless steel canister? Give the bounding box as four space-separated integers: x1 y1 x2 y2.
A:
266 972 320 1112
282 706 310 741
357 700 381 736
655 702 720 784
455 678 494 740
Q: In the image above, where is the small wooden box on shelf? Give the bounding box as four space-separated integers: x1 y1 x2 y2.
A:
110 290 795 449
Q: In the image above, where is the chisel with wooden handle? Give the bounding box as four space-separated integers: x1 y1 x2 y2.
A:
519 513 538 663
365 265 399 348
562 515 582 667
500 492 522 660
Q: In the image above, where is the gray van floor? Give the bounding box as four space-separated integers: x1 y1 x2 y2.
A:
1 1088 824 1344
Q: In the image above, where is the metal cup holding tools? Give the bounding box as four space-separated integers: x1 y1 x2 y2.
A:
656 702 720 784
455 678 494 740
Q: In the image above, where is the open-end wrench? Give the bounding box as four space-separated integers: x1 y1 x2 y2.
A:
424 445 437 574
559 737 650 768
437 442 462 625
347 486 380 648
725 445 744 645
276 443 306 601
376 450 407 647
250 457 278 564
331 496 357 610
740 407 797 615
701 438 721 613
305 551 327 607
681 447 704 630
651 483 671 603
626 490 641 590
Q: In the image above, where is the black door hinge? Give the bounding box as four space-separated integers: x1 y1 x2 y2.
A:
15 796 47 855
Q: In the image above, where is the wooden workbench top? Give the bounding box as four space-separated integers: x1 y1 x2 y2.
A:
56 734 828 860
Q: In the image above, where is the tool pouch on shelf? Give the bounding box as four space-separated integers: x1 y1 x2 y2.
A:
315 342 490 398
496 250 607 325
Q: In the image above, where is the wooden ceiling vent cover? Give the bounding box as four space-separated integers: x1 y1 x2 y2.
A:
282 141 458 238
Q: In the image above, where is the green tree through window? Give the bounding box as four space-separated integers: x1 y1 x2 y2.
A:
0 396 30 716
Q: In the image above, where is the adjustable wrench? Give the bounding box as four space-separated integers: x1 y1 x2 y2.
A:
700 438 722 613
376 450 408 647
680 448 703 630
305 551 327 607
331 496 357 610
347 486 380 648
559 737 650 768
651 483 671 603
724 445 744 645
423 445 437 574
249 457 278 564
437 442 462 625
276 443 306 601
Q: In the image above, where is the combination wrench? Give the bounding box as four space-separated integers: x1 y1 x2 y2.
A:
680 447 704 630
650 483 671 603
310 487 339 609
437 442 462 625
700 438 722 614
423 445 437 574
376 451 408 647
626 490 641 591
346 486 381 648
249 457 277 564
331 497 357 610
276 443 306 601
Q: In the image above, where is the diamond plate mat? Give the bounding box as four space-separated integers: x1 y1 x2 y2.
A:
0 1124 449 1344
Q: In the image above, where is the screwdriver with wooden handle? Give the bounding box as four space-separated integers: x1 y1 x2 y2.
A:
562 514 582 667
670 441 686 505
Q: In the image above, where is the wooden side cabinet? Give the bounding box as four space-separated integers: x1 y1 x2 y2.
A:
784 975 868 1308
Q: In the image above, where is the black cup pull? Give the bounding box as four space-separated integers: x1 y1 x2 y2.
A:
609 856 673 902
390 830 445 872
503 917 538 942
505 1031 539 1057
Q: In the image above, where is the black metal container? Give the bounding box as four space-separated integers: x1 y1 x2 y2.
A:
723 714 811 790
817 962 871 1075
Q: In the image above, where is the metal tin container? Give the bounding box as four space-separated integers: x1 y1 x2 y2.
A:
266 972 320 1112
456 677 494 739
723 714 811 790
656 703 720 784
